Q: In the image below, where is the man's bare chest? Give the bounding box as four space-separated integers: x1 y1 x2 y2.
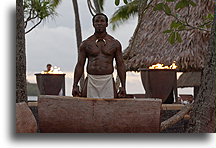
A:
85 40 117 56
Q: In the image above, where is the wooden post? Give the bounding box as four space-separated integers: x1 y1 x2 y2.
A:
194 86 200 99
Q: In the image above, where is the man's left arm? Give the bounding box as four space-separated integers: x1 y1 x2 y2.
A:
115 41 126 97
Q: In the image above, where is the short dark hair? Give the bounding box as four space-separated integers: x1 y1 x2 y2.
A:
92 13 108 23
47 64 52 67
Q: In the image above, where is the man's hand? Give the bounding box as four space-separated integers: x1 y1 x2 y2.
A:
118 87 126 98
72 85 81 97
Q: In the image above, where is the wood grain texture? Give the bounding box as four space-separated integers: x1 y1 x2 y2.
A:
16 102 37 133
38 96 162 133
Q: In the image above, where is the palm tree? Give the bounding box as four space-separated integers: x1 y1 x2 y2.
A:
71 0 85 88
187 20 215 132
16 0 27 103
72 0 82 49
16 0 63 103
86 0 138 24
93 0 103 13
110 0 140 30
87 0 104 16
24 0 62 34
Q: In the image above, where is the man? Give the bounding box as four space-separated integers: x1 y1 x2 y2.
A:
72 13 126 98
45 64 52 72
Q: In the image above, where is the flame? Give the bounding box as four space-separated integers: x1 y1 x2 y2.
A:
149 62 177 69
41 66 64 74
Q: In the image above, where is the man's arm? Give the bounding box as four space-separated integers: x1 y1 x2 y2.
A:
115 40 126 97
72 42 86 96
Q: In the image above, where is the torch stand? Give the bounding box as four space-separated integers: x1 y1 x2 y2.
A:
35 73 66 96
139 69 177 103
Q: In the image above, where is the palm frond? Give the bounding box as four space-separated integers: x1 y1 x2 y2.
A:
98 0 104 11
110 0 139 31
50 0 62 8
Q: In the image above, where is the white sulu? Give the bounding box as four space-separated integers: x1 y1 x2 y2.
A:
87 74 114 99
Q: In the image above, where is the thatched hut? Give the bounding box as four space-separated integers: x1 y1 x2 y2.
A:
177 71 201 97
122 0 214 96
177 72 201 88
123 0 214 72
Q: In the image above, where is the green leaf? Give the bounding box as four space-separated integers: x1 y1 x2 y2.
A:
176 32 182 42
175 0 189 10
110 0 139 31
170 21 182 29
123 0 128 4
115 0 120 6
168 32 176 44
163 30 173 33
205 24 211 28
178 25 186 30
112 24 117 31
98 0 104 11
153 3 165 11
163 4 171 15
206 14 214 20
188 0 196 7
170 21 186 31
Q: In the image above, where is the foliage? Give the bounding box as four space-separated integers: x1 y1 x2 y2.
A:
153 0 214 44
24 0 61 34
98 0 105 11
87 0 105 15
111 0 214 44
114 0 131 6
27 82 40 96
111 0 139 30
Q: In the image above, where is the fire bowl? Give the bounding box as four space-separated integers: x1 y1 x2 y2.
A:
139 69 177 103
35 73 66 96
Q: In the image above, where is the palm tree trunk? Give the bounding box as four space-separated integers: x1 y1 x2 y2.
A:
71 0 85 89
16 0 27 103
93 0 101 13
186 20 215 133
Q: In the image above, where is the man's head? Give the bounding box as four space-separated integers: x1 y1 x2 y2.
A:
92 13 108 33
46 64 52 71
92 13 108 23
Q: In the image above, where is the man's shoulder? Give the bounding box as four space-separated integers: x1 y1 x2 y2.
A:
84 35 94 42
107 34 121 45
80 35 94 48
108 35 121 48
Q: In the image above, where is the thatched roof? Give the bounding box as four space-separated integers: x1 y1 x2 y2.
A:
123 0 214 71
177 72 201 87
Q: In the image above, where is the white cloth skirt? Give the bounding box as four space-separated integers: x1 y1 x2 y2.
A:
87 74 114 99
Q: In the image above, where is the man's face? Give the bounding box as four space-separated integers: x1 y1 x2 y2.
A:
47 65 52 71
93 15 108 33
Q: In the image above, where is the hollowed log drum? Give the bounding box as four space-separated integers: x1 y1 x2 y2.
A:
38 96 162 133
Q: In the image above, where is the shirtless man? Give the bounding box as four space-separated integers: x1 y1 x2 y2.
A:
72 13 126 98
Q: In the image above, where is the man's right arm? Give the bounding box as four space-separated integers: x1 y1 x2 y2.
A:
72 43 86 96
115 40 126 97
